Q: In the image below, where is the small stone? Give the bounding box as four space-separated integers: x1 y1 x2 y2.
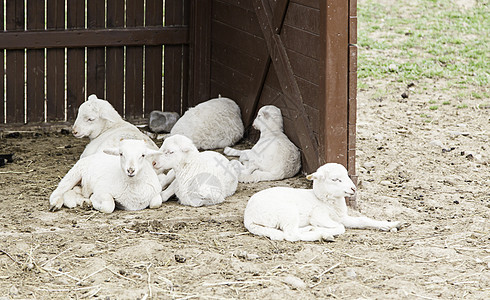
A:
345 269 357 279
429 140 444 148
388 63 397 72
390 227 398 233
401 91 409 99
380 180 391 186
363 161 376 169
282 275 307 290
453 200 460 204
174 254 186 263
9 285 19 296
149 111 180 133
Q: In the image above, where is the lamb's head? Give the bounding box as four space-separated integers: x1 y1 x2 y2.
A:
307 163 356 200
104 139 160 178
253 105 284 133
152 134 199 172
72 94 122 139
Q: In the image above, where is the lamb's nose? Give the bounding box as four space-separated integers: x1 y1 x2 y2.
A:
351 187 357 193
152 161 156 166
72 129 78 135
127 168 135 176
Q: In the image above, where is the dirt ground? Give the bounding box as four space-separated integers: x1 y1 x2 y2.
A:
1 5 489 300
1 73 488 299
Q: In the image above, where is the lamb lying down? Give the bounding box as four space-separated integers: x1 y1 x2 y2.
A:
224 105 301 183
49 140 162 213
151 134 239 207
72 94 158 158
170 96 244 150
244 163 404 242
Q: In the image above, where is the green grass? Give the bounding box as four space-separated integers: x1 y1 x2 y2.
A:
357 0 489 87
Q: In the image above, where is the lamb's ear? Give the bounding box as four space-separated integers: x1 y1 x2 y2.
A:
103 148 120 156
262 110 270 119
306 172 323 181
180 144 194 153
87 94 98 102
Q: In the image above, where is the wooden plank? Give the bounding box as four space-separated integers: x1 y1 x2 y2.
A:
284 1 319 34
296 76 320 109
281 25 320 60
164 0 185 113
349 71 357 125
6 0 25 124
350 0 357 17
213 0 262 36
106 0 124 115
319 0 349 168
253 0 319 173
27 0 46 123
291 0 319 9
216 0 253 11
211 21 267 58
66 0 85 121
349 44 358 72
0 27 189 49
211 41 260 78
188 0 212 107
272 0 290 33
125 0 144 120
349 16 357 44
210 61 252 97
286 49 321 86
181 0 190 112
87 0 106 99
0 0 4 123
46 0 65 122
144 0 164 115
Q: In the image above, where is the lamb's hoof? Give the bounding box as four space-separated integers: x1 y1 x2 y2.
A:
49 198 63 212
223 147 233 156
322 235 335 242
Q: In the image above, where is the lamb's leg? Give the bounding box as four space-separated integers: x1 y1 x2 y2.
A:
341 215 402 231
90 193 115 213
49 165 83 211
223 146 245 157
239 170 279 183
160 180 177 202
63 186 89 208
149 194 163 209
159 169 175 189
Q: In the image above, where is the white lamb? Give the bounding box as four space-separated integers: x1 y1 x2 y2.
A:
151 134 238 207
224 105 301 183
73 94 158 158
49 139 162 213
169 96 244 149
243 163 403 242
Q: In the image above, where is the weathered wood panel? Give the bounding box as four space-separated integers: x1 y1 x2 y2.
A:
106 0 125 114
320 0 349 167
0 0 3 123
6 0 25 124
125 0 145 120
144 0 164 115
66 0 85 121
46 0 65 122
87 0 106 100
27 0 46 123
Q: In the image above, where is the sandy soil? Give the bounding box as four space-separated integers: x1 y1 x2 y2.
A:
1 74 488 299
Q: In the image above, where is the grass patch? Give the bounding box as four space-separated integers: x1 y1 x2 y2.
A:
358 0 489 86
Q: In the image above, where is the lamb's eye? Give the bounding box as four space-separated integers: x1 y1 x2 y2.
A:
119 153 123 156
141 154 145 158
332 178 341 182
87 118 94 122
